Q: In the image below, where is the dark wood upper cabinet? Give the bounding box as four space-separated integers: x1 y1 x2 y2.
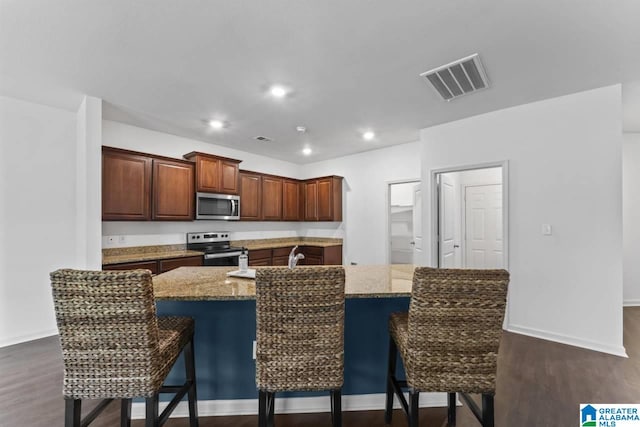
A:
220 160 240 194
102 147 152 221
305 176 342 221
282 179 302 221
239 171 262 220
183 152 241 195
261 176 283 220
152 158 194 220
304 180 318 221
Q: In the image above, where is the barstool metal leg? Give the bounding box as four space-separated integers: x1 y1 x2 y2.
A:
448 392 457 426
267 392 275 427
184 337 199 427
121 399 132 427
384 337 398 424
145 394 159 427
258 391 267 427
64 398 81 427
482 394 494 427
330 389 342 427
408 389 419 427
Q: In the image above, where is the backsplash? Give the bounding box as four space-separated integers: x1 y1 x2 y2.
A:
102 221 344 248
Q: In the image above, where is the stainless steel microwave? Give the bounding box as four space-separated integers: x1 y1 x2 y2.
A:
196 193 240 220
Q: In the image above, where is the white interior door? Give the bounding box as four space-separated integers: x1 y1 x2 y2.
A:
465 184 503 269
438 175 457 268
412 184 422 263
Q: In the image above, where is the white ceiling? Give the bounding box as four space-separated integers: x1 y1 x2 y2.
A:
2 1 640 163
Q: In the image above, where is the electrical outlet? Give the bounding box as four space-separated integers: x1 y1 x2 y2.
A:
118 235 127 244
252 340 256 360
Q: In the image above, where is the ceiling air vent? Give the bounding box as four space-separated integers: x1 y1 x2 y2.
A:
420 53 489 101
254 136 273 142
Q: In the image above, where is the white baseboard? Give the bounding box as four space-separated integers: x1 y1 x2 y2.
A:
0 329 58 348
623 299 640 307
507 324 628 358
131 392 448 419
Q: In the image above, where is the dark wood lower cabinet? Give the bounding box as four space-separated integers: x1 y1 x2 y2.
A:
247 245 342 266
271 246 295 266
102 260 159 274
158 256 203 273
103 255 203 274
248 249 272 267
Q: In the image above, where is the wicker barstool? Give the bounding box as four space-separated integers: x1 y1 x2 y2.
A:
255 266 345 427
385 267 509 427
50 269 199 427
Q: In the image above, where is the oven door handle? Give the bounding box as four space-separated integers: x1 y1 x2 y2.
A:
204 251 243 260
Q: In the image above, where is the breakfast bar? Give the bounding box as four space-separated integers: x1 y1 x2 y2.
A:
153 265 414 403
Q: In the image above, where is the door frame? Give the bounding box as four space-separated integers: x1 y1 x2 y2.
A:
430 161 509 270
386 179 421 265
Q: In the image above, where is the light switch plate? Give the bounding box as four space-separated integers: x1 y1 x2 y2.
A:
542 224 552 236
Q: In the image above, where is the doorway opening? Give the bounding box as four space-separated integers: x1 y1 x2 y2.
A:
388 180 421 264
433 164 508 269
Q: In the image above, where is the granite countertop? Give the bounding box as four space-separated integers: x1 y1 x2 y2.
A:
153 264 414 300
102 238 342 265
103 244 204 265
232 237 342 250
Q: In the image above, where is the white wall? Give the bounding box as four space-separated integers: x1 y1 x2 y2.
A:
0 96 78 346
623 133 640 305
421 85 625 356
302 141 422 265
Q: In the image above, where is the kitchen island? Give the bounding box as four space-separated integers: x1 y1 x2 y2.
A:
153 265 416 409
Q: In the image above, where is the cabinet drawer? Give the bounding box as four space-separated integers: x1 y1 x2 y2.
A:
103 260 159 275
272 246 295 257
159 256 203 273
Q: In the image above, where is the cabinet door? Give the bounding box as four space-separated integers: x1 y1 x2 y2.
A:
304 181 318 221
303 255 323 265
262 176 283 220
158 255 203 273
220 160 239 194
282 180 301 221
248 248 272 266
103 260 159 274
322 246 343 265
240 172 262 220
153 159 195 220
317 178 333 221
196 157 220 193
102 149 152 220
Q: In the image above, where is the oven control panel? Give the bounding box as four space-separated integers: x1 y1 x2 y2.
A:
187 232 230 244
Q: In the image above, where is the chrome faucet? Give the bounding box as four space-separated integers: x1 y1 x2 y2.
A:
288 245 305 269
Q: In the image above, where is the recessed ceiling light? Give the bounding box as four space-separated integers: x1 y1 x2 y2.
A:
296 126 307 133
209 120 224 129
269 85 288 98
362 131 375 141
302 147 312 156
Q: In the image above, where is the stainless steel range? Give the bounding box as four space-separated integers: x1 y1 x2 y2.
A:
187 232 243 266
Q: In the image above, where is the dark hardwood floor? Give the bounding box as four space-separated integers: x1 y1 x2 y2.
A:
2 308 639 426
